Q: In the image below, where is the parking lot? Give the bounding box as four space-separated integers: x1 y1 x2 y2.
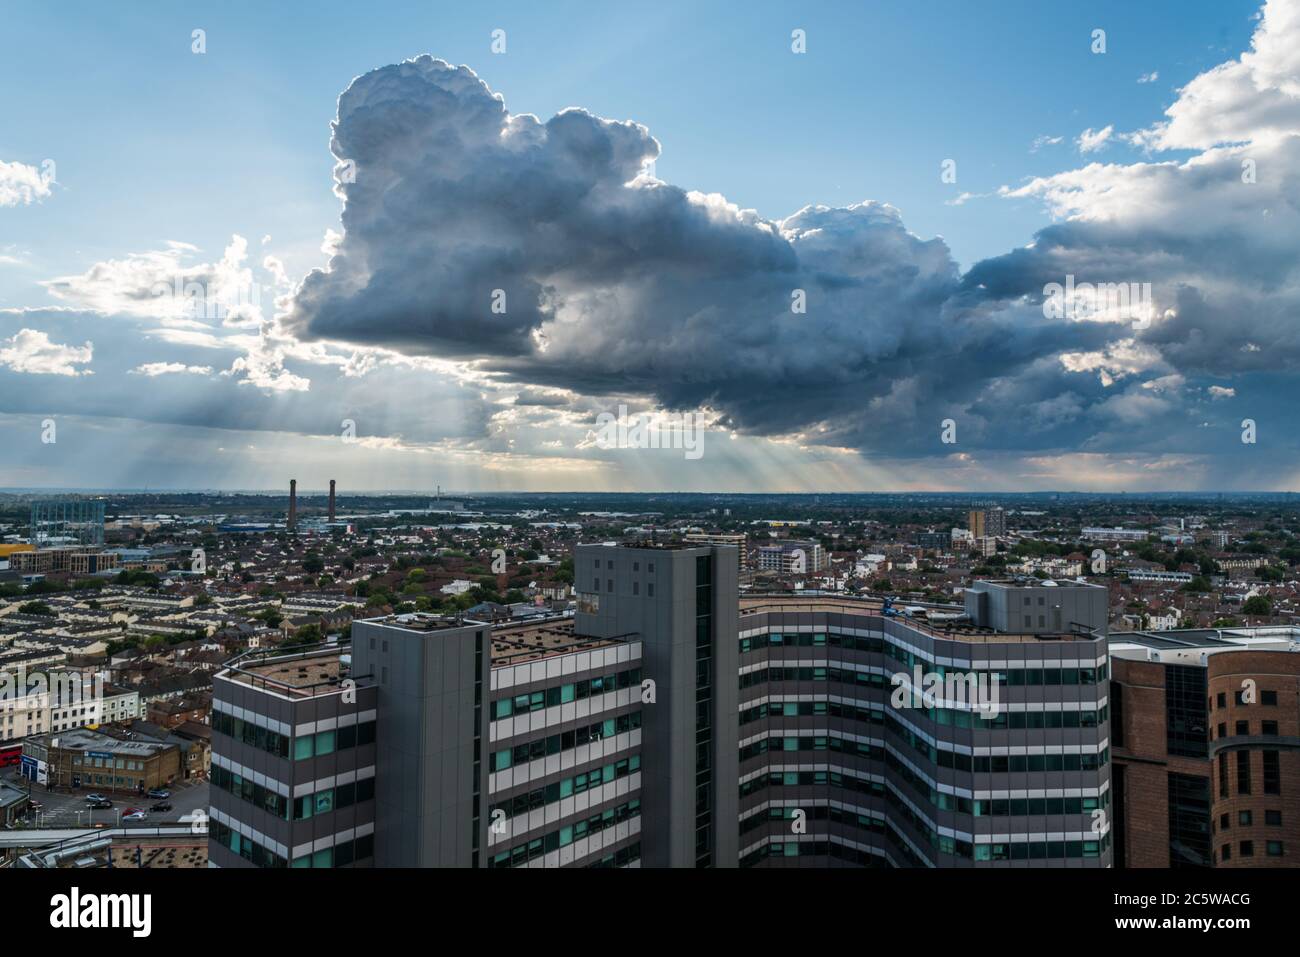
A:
1 767 209 830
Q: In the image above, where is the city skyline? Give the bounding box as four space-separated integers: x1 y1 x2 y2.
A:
3 0 1298 493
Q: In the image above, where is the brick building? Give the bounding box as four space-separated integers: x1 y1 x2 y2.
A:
1109 628 1299 868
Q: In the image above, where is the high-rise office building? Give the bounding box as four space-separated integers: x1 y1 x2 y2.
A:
574 542 740 867
208 645 380 868
352 613 645 868
211 562 1116 869
736 580 1113 867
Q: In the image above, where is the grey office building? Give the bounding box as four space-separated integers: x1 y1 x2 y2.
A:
209 646 379 868
736 580 1113 867
210 568 1113 869
574 542 741 867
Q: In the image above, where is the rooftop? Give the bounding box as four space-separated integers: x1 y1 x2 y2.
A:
33 727 170 757
216 645 353 699
357 613 633 665
489 617 630 665
740 593 1098 643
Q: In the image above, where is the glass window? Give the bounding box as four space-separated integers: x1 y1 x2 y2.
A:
315 730 336 756
294 736 314 761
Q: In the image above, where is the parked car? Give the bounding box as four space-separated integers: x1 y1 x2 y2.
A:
149 802 173 813
84 793 109 804
88 799 112 810
122 808 148 821
146 788 171 799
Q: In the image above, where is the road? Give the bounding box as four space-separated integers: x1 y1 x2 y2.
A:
1 767 209 830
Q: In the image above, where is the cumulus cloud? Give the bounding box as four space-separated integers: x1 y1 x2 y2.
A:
11 2 1300 491
129 362 214 377
1076 125 1114 153
1130 0 1300 150
0 159 53 207
0 329 92 376
271 17 1300 475
42 237 265 324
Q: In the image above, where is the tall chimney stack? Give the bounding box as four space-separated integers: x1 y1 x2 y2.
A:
328 479 336 522
288 479 298 531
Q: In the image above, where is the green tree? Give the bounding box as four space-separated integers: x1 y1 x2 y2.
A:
1242 595 1272 616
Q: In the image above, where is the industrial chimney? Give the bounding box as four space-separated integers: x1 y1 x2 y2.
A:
328 479 336 522
288 479 298 531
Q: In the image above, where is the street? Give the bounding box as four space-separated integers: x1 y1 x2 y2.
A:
1 767 209 830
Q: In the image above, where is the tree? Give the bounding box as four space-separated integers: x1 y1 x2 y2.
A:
1242 595 1272 616
18 601 54 616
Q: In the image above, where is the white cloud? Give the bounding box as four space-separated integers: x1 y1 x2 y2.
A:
1130 0 1300 150
1030 135 1063 152
1208 385 1236 398
1076 125 1114 153
1137 71 1159 84
129 362 214 377
0 159 52 207
0 328 92 376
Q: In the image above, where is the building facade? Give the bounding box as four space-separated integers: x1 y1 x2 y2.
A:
735 585 1112 867
208 646 379 868
1109 628 1299 868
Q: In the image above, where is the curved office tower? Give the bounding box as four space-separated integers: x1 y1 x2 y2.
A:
736 580 1113 868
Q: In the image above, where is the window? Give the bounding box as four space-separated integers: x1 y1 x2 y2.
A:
1221 844 1231 861
1238 810 1252 826
1263 720 1278 736
1239 840 1254 857
1262 690 1277 706
1218 753 1229 798
1266 810 1282 826
1237 751 1251 795
647 583 654 597
1267 841 1283 857
1236 720 1249 735
315 730 336 756
1263 750 1280 795
294 736 314 761
1166 665 1208 758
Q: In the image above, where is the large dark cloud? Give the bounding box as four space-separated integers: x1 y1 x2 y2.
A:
282 5 1300 469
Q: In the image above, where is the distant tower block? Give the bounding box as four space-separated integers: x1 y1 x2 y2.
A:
288 479 298 531
329 479 336 522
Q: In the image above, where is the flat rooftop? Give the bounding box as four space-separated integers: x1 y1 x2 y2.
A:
970 578 1101 589
357 613 633 665
217 646 351 699
1110 626 1300 652
359 613 478 633
740 594 1097 643
32 728 169 757
490 617 630 665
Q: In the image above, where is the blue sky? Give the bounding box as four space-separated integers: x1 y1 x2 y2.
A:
1 0 1294 492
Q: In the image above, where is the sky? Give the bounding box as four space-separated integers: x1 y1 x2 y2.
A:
1 0 1296 493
